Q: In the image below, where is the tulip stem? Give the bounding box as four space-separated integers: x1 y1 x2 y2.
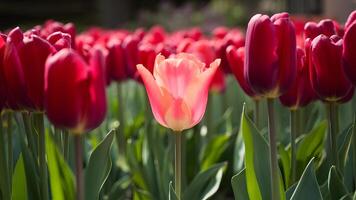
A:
290 109 298 184
327 102 339 169
267 99 280 200
254 99 260 129
352 113 356 188
34 113 48 200
6 112 13 189
116 83 126 157
63 130 70 161
175 132 182 199
75 135 84 200
0 113 11 200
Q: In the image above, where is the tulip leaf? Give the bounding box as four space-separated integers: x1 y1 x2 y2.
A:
46 132 75 200
201 133 231 170
12 154 27 200
328 166 349 200
337 125 353 172
279 145 291 187
106 175 131 200
290 158 322 200
85 130 114 200
239 104 285 200
182 162 226 200
296 121 327 177
231 168 249 200
285 183 297 200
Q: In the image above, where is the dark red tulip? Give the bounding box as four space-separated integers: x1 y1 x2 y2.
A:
226 45 258 98
106 38 127 82
0 35 7 111
3 27 56 110
310 34 353 101
122 35 140 79
343 12 356 85
137 43 156 73
304 19 336 39
45 49 107 133
47 31 72 50
245 13 297 98
40 20 76 48
280 48 315 109
337 87 354 103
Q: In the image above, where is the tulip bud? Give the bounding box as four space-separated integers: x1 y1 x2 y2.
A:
137 53 220 131
47 31 72 50
280 48 315 109
226 45 258 98
3 27 56 110
122 35 140 79
0 35 7 111
106 39 127 82
342 12 356 85
310 34 353 101
45 49 107 133
304 19 336 39
245 13 297 98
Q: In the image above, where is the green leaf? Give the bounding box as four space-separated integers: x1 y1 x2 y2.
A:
285 183 297 200
296 121 327 177
231 169 249 200
201 134 231 170
106 175 131 200
169 182 178 200
12 154 27 200
328 166 349 200
85 130 115 200
337 125 353 172
182 162 226 200
279 145 291 187
46 131 75 200
239 104 285 200
290 158 322 200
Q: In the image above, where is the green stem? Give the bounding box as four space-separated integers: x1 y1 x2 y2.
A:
63 130 70 161
116 83 126 156
352 113 356 188
0 113 11 200
327 102 339 169
290 109 298 184
22 112 37 157
254 99 260 129
6 112 13 189
74 135 84 200
175 132 182 199
267 99 280 200
34 113 48 200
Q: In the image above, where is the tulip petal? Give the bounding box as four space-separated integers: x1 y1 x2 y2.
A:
343 21 356 85
137 64 171 128
184 59 220 126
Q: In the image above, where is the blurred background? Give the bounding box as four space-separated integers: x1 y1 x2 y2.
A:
1 0 355 31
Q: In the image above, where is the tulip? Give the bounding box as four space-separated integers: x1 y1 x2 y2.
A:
0 35 6 111
310 34 353 171
304 19 337 39
343 13 356 85
245 12 296 200
310 35 352 101
47 31 72 50
122 35 140 79
226 45 257 98
44 48 107 133
3 27 56 110
106 38 127 82
137 53 219 198
137 53 220 131
280 48 315 109
245 13 297 98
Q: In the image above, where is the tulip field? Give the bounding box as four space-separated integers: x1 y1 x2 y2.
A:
1 9 356 200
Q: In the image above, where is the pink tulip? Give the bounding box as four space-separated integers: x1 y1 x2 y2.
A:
137 53 220 131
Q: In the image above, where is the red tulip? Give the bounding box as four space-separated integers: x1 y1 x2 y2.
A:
137 53 220 131
45 49 107 133
245 13 297 98
47 31 72 50
226 45 258 98
304 19 336 39
122 35 140 79
39 20 76 48
343 12 356 85
280 48 315 109
310 34 353 101
137 43 156 73
3 27 56 110
0 35 7 111
106 38 127 82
